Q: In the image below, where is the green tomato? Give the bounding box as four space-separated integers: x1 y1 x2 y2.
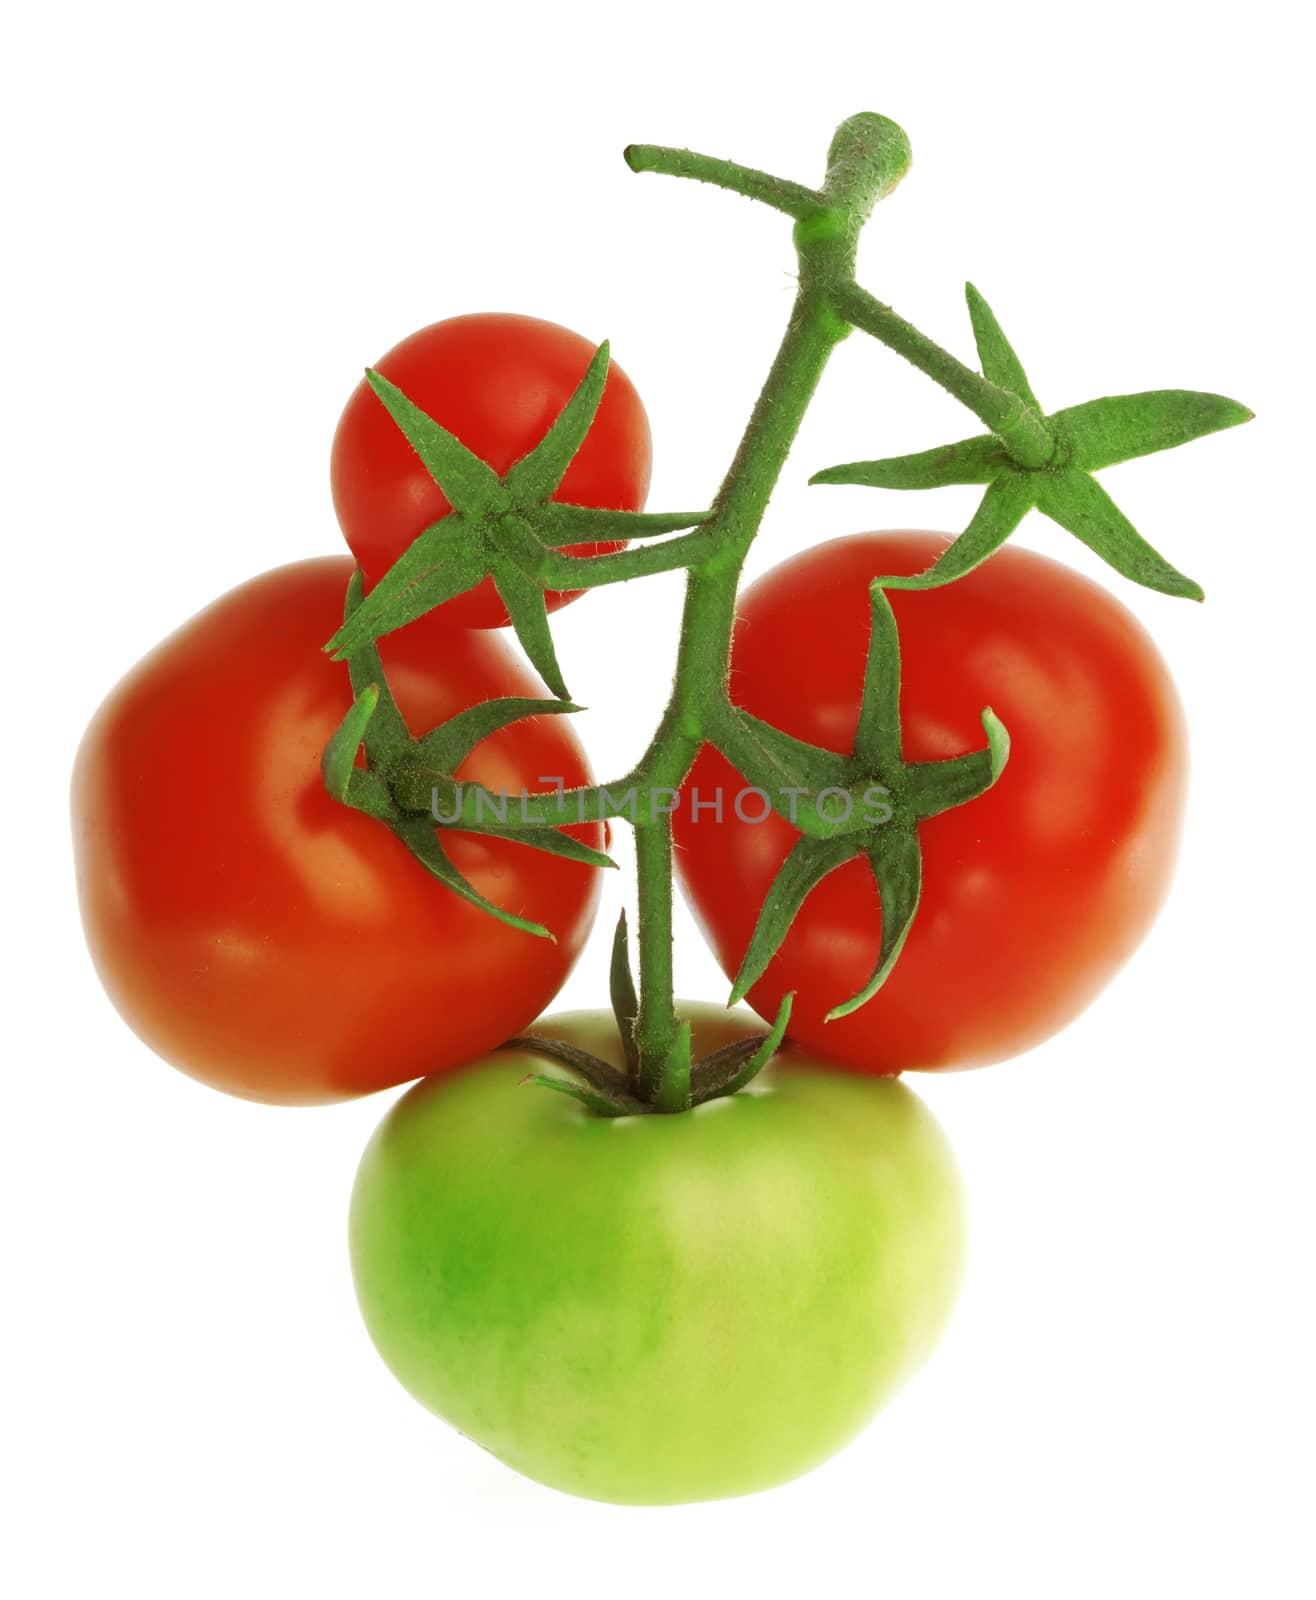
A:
348 1004 966 1505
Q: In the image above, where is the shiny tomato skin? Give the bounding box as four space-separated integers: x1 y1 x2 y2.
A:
674 532 1188 1075
71 558 602 1105
330 312 652 628
349 1004 966 1505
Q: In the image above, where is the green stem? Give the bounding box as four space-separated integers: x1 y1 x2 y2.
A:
632 811 679 1096
623 142 821 219
629 288 850 1097
530 526 720 588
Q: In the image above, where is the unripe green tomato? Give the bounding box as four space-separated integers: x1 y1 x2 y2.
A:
349 1004 966 1505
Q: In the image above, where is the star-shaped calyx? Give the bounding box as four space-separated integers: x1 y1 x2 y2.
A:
812 284 1252 599
324 342 708 697
500 912 798 1116
717 582 1009 1020
321 573 615 939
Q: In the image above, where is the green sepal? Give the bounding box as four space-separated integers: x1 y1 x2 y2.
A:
491 559 571 699
903 707 1010 819
458 822 615 870
852 585 904 772
691 991 794 1103
609 910 641 1080
325 521 485 661
731 709 846 793
810 433 1005 490
502 1034 642 1106
826 829 922 1021
341 571 412 755
412 696 583 772
1034 469 1203 600
519 1072 641 1118
321 684 380 802
505 342 610 503
729 834 860 1004
965 283 1041 411
877 471 1036 591
533 504 712 543
389 818 553 940
1052 389 1253 472
366 369 505 515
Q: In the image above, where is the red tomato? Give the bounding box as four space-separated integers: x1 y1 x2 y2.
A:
330 312 652 628
71 558 602 1105
674 532 1187 1074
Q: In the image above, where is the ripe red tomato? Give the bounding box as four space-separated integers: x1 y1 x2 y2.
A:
330 312 652 628
674 532 1187 1074
71 558 602 1105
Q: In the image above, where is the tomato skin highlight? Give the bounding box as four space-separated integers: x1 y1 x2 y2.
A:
330 312 652 629
675 532 1188 1075
349 1004 966 1505
70 558 602 1105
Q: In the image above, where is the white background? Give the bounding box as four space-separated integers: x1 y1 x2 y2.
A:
5 3 1312 1596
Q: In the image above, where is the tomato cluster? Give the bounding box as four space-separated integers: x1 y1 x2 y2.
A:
73 315 651 1103
73 307 1192 1505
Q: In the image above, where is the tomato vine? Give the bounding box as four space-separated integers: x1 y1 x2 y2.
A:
323 112 1250 1114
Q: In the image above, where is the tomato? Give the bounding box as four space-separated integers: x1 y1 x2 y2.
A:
674 532 1187 1074
349 1003 965 1504
71 558 602 1106
330 312 652 628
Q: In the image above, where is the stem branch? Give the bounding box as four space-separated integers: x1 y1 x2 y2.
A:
623 143 821 219
835 282 1054 468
